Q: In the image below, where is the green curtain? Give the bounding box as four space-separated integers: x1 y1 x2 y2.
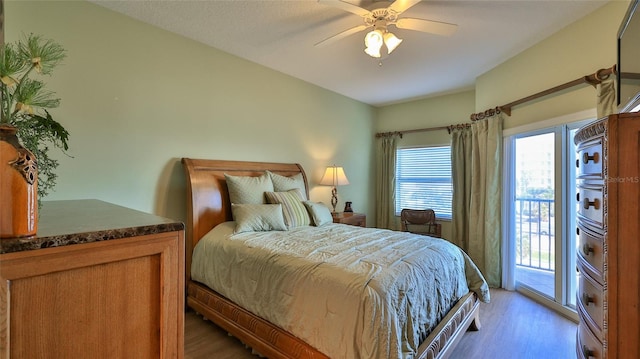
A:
376 133 400 229
451 127 472 250
597 77 617 118
451 115 503 287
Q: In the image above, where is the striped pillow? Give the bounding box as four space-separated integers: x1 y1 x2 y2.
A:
264 189 311 228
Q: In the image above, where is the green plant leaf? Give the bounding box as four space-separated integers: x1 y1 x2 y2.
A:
18 34 66 75
0 43 28 79
2 33 69 202
14 78 61 110
39 110 70 151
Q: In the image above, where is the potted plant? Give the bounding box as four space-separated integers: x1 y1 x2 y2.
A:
0 34 69 237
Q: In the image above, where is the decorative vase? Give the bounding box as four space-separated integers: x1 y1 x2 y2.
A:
344 201 353 212
0 125 38 238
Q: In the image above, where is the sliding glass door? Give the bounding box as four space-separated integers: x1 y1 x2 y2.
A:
505 120 588 314
513 132 556 297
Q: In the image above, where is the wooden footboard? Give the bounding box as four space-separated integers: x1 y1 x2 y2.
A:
187 280 479 359
418 291 480 359
187 281 328 359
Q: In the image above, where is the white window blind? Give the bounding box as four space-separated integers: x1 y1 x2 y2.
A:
395 146 453 219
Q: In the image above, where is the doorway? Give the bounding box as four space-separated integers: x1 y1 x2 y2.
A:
504 119 589 315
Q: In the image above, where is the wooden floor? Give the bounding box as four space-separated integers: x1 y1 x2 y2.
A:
184 289 577 359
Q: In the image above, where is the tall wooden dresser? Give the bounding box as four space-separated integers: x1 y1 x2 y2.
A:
0 200 185 358
574 112 639 359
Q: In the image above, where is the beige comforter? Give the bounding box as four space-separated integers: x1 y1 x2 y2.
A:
191 222 490 359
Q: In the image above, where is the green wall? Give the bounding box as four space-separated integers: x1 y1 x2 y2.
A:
476 1 629 129
6 1 376 223
378 1 629 133
375 90 475 238
375 1 630 237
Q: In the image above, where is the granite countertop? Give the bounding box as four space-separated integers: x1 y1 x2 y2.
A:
0 199 184 254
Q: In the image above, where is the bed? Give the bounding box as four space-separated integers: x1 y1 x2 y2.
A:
182 158 489 359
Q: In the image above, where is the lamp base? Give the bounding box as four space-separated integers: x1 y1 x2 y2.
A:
330 187 338 213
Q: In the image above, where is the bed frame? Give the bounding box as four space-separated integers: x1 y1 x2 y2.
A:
182 158 482 359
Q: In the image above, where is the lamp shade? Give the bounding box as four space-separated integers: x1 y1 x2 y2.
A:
364 29 403 58
364 30 384 58
383 32 403 54
319 166 350 186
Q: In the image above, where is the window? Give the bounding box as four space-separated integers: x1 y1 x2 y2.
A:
395 146 452 219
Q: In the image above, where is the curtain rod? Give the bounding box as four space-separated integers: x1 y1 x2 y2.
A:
374 64 617 138
374 123 472 138
375 126 448 138
470 64 617 121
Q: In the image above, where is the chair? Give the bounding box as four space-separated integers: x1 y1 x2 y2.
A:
400 209 442 238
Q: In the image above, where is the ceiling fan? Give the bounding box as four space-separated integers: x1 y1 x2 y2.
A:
316 0 458 58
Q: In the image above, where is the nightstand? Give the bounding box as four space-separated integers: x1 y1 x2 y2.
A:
332 212 366 227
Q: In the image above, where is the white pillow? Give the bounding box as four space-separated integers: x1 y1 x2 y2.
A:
231 203 288 233
267 171 308 200
225 172 274 204
303 201 334 227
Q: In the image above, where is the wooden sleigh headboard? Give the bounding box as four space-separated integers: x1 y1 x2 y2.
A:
180 158 309 282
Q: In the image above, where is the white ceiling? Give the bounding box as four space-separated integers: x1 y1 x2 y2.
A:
91 0 609 106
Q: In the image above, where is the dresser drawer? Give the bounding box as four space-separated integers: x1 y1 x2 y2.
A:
343 216 365 227
577 270 604 339
577 224 604 284
576 139 604 180
577 322 603 359
577 186 604 229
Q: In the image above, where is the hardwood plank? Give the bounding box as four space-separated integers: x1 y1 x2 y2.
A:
185 311 255 359
184 289 577 358
449 289 577 358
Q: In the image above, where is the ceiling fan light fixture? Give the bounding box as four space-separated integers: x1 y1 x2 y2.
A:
364 29 384 58
383 32 403 54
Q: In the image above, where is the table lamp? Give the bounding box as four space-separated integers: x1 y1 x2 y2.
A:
319 165 349 213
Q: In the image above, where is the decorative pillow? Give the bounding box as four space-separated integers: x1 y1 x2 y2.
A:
264 189 311 228
303 201 334 227
224 172 274 205
231 203 287 233
267 171 308 200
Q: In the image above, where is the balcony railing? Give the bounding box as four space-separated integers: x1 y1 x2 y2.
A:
515 197 554 272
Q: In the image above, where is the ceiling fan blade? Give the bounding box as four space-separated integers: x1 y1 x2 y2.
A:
318 0 371 17
315 24 370 47
388 0 422 15
395 18 458 36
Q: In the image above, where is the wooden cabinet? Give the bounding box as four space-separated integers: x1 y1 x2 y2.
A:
332 212 366 227
574 112 639 359
0 200 185 359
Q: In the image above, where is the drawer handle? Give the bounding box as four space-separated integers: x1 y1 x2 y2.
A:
583 198 600 210
583 152 599 164
582 244 594 256
577 227 580 235
582 292 595 306
582 345 595 358
576 159 580 168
